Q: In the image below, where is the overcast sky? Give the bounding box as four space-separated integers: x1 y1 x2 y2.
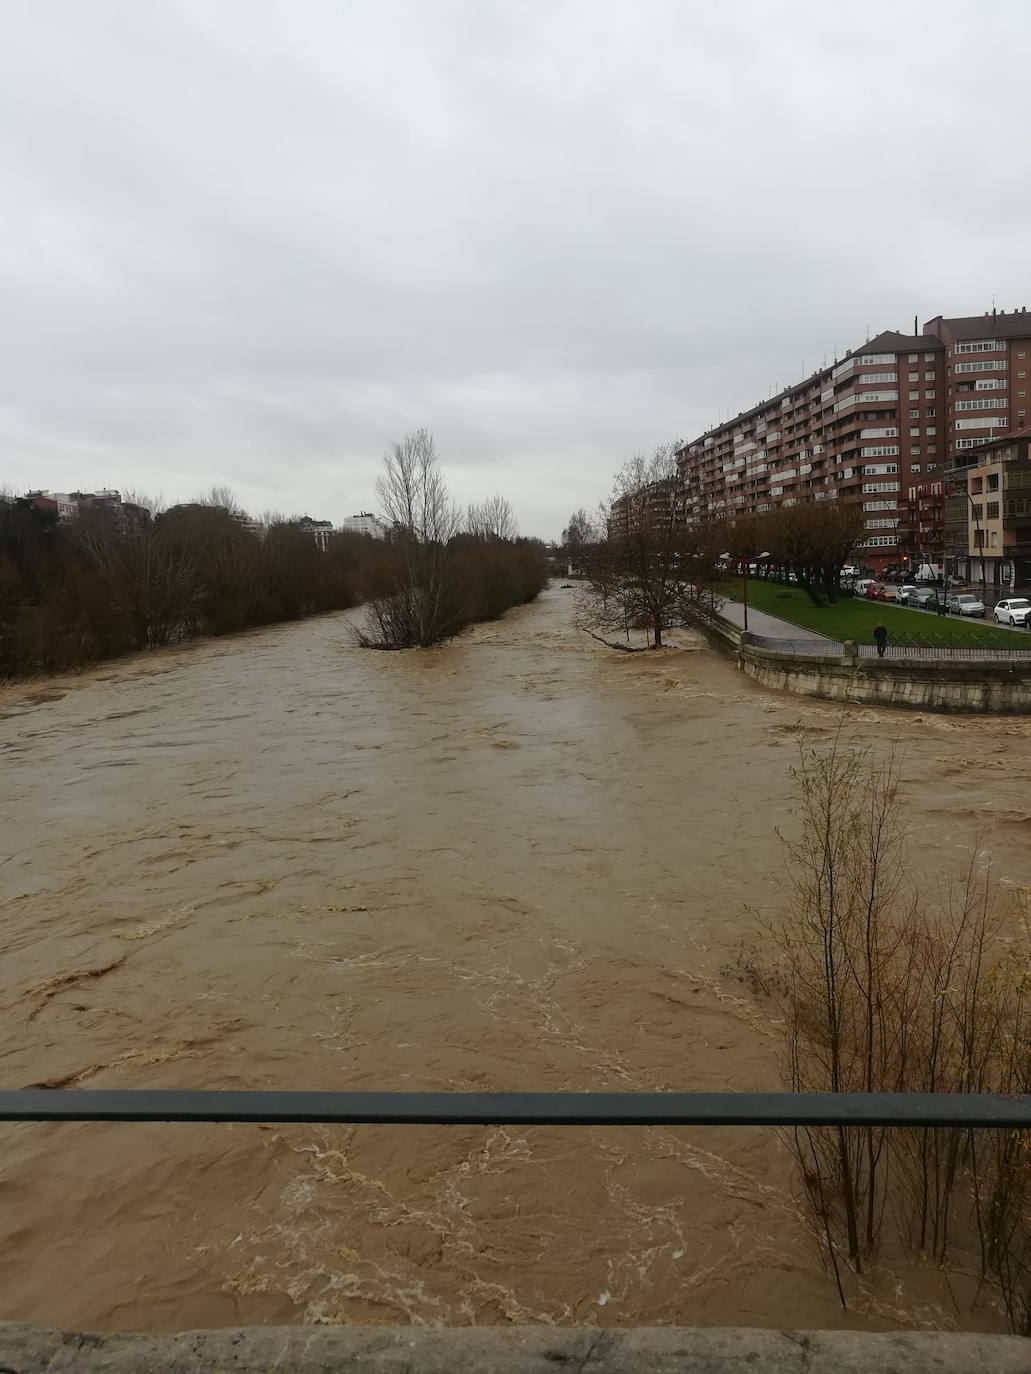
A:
3 1 1030 539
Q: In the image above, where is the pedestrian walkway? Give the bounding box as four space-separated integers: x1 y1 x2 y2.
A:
718 598 835 643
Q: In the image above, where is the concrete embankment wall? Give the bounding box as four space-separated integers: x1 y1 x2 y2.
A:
2 1322 1029 1373
694 615 1031 714
740 643 1031 713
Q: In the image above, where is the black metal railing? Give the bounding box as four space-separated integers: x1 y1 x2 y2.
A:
858 642 1031 662
1 1089 1030 1129
747 633 844 657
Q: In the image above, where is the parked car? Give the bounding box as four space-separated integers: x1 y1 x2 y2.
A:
993 597 1031 627
895 584 918 604
946 593 986 618
853 578 875 596
907 588 938 610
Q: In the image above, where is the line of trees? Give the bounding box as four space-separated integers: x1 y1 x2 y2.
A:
720 502 864 605
565 443 866 648
1 432 548 677
0 489 382 679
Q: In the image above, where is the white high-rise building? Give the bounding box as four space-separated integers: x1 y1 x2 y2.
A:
340 512 388 539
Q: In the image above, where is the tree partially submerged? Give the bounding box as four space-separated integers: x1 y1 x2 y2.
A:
576 443 719 649
756 734 1031 1329
358 429 546 649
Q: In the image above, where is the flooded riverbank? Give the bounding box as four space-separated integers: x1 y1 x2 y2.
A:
2 586 1030 1332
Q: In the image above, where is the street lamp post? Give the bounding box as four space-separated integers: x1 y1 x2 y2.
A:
722 549 769 634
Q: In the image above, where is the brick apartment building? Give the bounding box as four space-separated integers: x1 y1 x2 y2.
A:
677 306 1031 576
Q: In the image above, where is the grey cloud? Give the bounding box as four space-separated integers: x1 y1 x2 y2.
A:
3 0 1031 537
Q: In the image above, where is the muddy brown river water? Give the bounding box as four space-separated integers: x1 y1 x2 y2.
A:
2 585 1031 1334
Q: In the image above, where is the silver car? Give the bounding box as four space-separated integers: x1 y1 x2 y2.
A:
906 588 938 610
946 593 986 618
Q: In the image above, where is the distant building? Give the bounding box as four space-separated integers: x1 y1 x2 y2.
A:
24 489 149 531
340 512 388 539
294 515 335 550
27 491 79 521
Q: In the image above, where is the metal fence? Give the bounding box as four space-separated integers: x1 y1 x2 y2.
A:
747 633 844 657
859 642 1031 662
1 1088 1031 1128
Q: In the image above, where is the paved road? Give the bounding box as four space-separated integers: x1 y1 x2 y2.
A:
718 598 836 643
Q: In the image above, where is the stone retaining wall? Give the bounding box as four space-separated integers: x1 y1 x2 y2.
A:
690 614 1031 713
1 1322 1028 1373
738 640 1031 713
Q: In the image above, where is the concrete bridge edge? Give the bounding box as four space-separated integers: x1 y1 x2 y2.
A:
1 1323 1028 1373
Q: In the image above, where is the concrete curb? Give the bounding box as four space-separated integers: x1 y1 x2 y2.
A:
1 1324 1029 1373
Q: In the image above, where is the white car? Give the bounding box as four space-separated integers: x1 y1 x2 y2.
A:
993 598 1031 627
895 584 918 604
853 578 875 596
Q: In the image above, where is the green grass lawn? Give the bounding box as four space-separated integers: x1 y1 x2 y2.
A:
721 578 1024 648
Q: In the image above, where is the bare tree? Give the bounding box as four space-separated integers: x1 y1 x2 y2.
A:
562 508 593 551
466 494 518 542
359 428 460 648
194 484 245 517
576 442 719 649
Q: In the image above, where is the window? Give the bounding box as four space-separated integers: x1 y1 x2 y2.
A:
955 360 1007 374
908 372 919 382
910 428 920 437
987 501 1000 519
910 408 920 418
957 417 1008 429
1020 371 1027 379
908 353 919 362
975 529 985 547
955 340 1007 354
926 407 935 417
909 391 920 400
956 397 1008 411
1020 390 1026 398
926 390 935 399
926 427 936 435
988 473 1000 491
1019 351 1026 359
912 464 922 473
925 371 935 382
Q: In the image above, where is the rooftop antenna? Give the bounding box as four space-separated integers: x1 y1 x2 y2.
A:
865 323 870 342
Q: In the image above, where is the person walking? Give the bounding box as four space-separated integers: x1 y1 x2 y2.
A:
873 622 888 658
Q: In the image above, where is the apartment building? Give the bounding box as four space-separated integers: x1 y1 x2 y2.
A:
340 512 388 539
676 330 946 569
677 305 1031 571
944 429 1031 591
